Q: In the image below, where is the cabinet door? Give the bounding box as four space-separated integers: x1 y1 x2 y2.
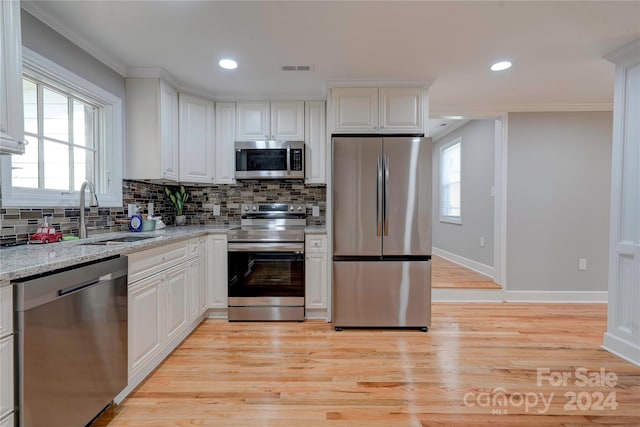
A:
188 258 199 324
207 235 228 309
304 101 326 184
305 253 328 310
179 94 215 183
160 81 179 180
305 235 328 311
165 264 189 344
129 275 163 379
379 88 423 133
214 102 236 184
332 88 378 133
271 101 304 140
0 0 24 155
198 239 208 316
236 101 269 141
0 335 13 421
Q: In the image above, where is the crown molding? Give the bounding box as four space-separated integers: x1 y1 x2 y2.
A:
604 39 640 66
21 2 127 76
325 79 434 89
430 103 613 116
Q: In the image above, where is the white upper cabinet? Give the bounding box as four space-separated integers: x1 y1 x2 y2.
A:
236 101 304 141
270 101 304 140
304 101 326 184
0 0 25 155
379 88 423 133
236 101 269 140
214 102 236 184
125 78 179 181
330 87 424 134
179 94 215 183
332 88 379 133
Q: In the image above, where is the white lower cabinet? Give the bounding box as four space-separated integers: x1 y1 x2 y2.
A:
206 234 228 316
0 413 13 427
0 284 13 423
164 265 189 344
129 273 163 378
122 238 207 401
305 234 328 319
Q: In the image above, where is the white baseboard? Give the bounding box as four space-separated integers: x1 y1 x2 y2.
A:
505 290 608 303
602 332 640 367
207 307 228 319
432 247 494 278
433 288 503 302
432 289 608 303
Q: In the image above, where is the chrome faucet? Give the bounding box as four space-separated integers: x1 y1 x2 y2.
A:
79 181 99 239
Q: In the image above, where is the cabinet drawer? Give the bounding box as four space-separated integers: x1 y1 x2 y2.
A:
305 235 327 253
0 286 11 340
128 240 189 283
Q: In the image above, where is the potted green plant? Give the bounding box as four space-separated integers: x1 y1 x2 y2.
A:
165 185 189 225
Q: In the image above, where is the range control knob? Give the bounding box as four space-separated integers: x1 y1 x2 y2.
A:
298 206 303 212
252 206 257 211
244 206 249 211
290 206 295 211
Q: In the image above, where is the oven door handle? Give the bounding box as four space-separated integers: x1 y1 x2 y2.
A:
228 242 305 253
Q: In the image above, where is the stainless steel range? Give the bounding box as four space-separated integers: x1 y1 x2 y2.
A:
227 203 306 321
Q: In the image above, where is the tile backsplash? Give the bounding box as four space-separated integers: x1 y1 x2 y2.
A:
0 180 326 245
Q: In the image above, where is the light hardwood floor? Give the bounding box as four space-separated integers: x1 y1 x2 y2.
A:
432 255 501 289
93 304 640 427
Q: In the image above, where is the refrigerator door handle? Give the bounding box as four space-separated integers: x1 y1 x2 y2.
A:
384 155 390 236
377 156 383 236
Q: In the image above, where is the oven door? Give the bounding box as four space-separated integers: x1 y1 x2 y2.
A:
228 243 305 318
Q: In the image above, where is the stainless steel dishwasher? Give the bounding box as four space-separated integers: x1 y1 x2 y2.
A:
14 256 128 427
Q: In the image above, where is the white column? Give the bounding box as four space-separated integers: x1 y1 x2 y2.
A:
603 39 640 366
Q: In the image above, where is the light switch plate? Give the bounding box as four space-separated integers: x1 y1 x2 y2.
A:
213 205 221 216
312 206 320 217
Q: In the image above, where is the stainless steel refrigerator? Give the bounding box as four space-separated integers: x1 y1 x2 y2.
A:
332 136 432 330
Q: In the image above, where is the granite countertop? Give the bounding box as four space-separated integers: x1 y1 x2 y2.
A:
0 225 327 282
0 226 228 282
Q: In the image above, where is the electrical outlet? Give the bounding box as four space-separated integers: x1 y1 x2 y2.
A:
312 206 320 217
213 205 221 216
579 258 587 271
480 237 485 247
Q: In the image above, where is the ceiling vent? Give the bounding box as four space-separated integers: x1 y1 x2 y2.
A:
281 65 312 71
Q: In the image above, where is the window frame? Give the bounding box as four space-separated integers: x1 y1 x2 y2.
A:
1 48 122 208
439 136 462 224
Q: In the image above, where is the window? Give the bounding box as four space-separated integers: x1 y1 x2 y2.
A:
1 48 122 207
440 137 461 223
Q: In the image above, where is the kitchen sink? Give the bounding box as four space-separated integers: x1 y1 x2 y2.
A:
80 235 156 245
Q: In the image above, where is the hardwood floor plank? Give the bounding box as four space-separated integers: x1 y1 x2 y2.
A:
93 303 640 427
431 256 500 289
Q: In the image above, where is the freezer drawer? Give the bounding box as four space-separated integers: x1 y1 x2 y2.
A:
333 260 431 329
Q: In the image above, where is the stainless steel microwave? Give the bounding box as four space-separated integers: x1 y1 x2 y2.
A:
234 140 304 179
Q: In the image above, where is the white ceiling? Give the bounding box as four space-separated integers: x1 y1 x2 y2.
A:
23 1 640 115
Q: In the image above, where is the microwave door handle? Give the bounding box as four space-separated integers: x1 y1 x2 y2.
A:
286 143 291 175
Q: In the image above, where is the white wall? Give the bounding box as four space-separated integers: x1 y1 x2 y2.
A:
507 111 612 292
432 119 495 267
20 10 125 101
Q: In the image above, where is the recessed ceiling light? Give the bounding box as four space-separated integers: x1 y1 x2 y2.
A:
490 61 512 71
219 59 238 70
